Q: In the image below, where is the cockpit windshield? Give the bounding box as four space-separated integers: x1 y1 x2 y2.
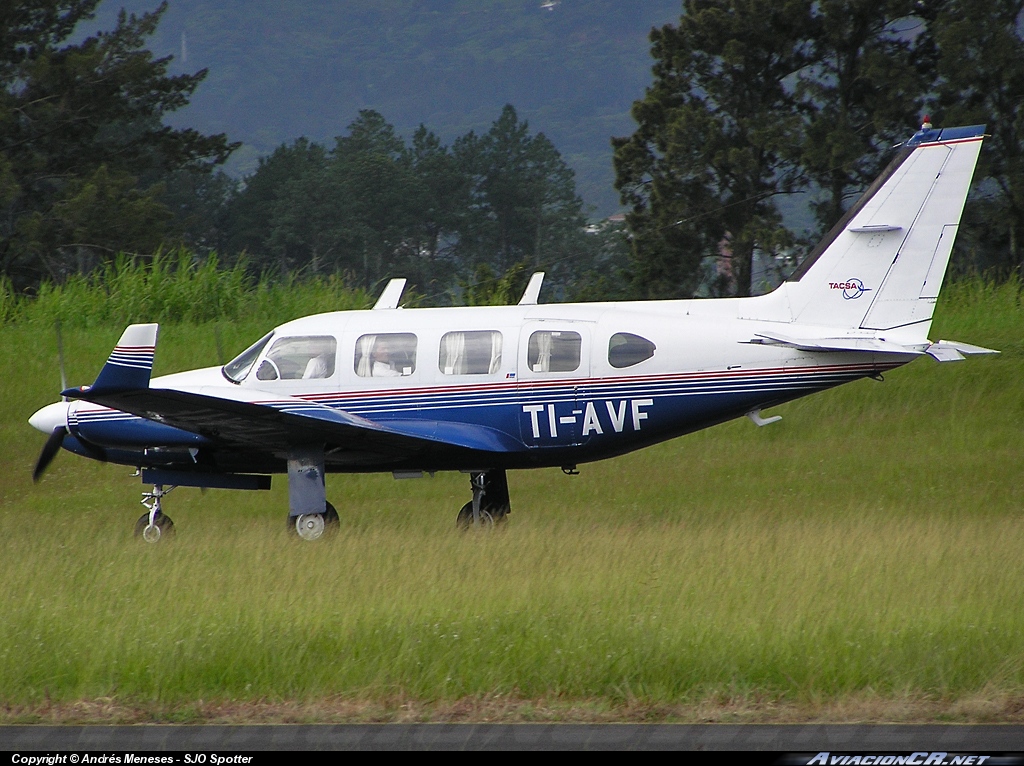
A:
222 332 273 383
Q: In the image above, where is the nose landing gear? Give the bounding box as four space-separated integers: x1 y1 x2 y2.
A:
135 484 175 543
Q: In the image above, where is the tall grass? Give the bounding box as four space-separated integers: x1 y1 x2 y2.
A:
0 250 374 329
0 275 1021 719
1 513 1021 705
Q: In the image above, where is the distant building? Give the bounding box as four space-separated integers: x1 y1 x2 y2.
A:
585 212 626 235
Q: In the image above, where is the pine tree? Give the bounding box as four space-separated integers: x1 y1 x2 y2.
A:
455 105 585 275
0 1 237 287
613 0 812 299
932 0 1024 277
796 0 933 235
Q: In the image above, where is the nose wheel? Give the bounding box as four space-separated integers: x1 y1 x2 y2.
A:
135 484 175 543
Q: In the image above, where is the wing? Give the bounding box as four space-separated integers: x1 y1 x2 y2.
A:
72 385 523 461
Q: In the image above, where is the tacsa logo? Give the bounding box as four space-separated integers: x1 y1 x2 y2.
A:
829 278 872 300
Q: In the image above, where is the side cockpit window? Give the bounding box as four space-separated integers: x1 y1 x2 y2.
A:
439 331 502 375
608 332 656 368
354 333 417 377
256 336 337 381
223 332 273 383
528 331 581 373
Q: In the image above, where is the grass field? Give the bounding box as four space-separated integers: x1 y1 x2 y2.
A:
1 280 1022 723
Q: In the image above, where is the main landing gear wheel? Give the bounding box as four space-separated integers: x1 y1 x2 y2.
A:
289 501 339 541
456 470 510 531
134 512 175 542
457 501 497 529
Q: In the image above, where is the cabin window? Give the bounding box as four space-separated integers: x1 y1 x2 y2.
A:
528 330 581 373
255 336 337 381
354 333 417 377
608 333 656 368
438 331 503 375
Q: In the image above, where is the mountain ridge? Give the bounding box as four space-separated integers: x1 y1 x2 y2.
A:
85 0 683 216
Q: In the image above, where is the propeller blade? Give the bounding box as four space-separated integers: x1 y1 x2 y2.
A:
55 320 68 394
214 323 225 365
33 427 67 483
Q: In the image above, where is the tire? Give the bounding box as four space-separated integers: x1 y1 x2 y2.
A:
456 501 506 530
134 512 175 543
288 501 339 541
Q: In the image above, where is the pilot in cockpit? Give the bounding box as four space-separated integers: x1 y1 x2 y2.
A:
302 353 330 379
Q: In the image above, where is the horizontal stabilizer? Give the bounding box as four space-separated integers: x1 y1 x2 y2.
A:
68 324 158 395
751 331 923 355
751 331 998 363
925 339 1000 362
848 224 902 233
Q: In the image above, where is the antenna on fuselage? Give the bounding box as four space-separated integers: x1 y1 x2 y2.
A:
373 278 407 310
517 272 545 305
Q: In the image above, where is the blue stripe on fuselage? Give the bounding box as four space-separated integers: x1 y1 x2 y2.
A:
71 362 897 461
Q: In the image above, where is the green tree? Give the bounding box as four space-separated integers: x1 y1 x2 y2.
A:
566 219 633 303
225 138 326 275
160 167 236 255
229 112 427 286
456 261 532 307
266 141 338 277
613 0 812 299
228 106 588 297
328 110 421 283
405 124 471 289
797 0 934 235
932 0 1024 277
0 1 237 288
455 105 585 275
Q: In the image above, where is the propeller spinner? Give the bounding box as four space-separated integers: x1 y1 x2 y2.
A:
29 401 71 482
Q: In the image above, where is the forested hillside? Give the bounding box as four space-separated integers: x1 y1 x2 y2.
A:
84 0 682 215
5 1 1021 303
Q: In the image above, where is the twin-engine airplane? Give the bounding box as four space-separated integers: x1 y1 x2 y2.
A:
30 122 997 542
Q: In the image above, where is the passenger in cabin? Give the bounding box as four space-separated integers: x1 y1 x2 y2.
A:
355 333 416 377
371 342 402 377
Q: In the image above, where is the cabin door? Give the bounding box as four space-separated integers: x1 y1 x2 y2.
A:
517 322 591 448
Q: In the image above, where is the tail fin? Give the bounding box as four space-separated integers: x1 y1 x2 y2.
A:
65 323 158 396
782 124 985 333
